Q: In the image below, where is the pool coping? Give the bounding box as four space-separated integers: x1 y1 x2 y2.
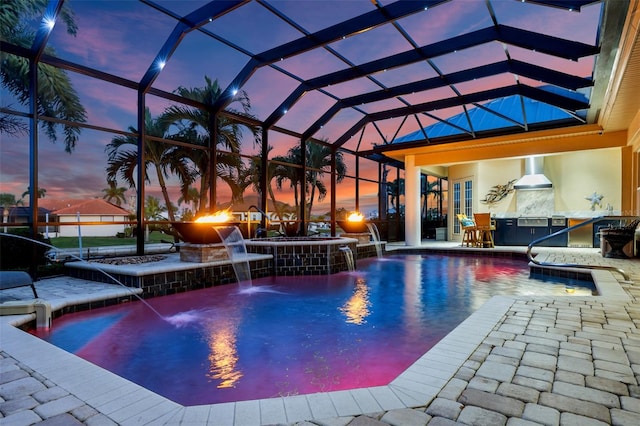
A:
65 252 272 276
0 260 630 425
0 297 515 425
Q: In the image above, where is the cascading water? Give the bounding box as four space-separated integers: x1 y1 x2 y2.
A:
214 226 252 289
0 232 174 326
366 223 383 258
339 246 355 271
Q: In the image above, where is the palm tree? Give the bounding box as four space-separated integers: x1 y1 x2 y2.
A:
217 156 252 204
160 76 260 214
0 193 23 219
421 176 441 218
21 187 46 200
102 180 128 206
144 196 167 221
387 178 404 215
0 193 22 232
0 108 27 136
167 130 215 213
1 0 86 152
275 140 347 220
0 193 22 208
105 108 193 223
177 187 200 214
247 145 289 221
305 140 346 218
274 155 303 214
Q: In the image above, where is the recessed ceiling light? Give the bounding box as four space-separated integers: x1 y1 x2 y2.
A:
44 17 55 30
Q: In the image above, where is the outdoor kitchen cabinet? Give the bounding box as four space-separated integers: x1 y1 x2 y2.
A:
494 218 568 247
548 219 569 247
494 218 516 246
516 225 549 245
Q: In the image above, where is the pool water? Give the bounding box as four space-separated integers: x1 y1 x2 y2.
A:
32 254 595 405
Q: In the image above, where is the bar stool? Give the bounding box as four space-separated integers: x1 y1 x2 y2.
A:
456 214 477 247
473 213 495 248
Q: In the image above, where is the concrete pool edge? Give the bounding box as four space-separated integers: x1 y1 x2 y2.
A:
530 252 631 301
0 264 630 425
0 295 516 425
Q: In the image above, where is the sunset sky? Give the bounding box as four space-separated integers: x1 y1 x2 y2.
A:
0 0 602 215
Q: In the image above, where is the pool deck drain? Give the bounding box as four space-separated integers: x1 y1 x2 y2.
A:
1 242 640 425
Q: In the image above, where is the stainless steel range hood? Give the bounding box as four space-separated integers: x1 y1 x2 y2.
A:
514 156 552 189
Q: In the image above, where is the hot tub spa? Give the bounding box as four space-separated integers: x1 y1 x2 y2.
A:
245 236 358 276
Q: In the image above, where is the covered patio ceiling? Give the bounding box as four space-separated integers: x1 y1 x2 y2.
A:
2 0 630 166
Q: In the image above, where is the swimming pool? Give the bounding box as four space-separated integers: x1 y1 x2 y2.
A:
32 254 595 406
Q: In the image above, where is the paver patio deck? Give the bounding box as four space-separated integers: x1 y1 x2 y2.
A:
1 242 640 425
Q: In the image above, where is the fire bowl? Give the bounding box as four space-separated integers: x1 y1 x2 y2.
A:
171 222 239 244
337 220 369 234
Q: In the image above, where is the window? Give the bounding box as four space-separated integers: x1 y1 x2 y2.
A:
464 180 473 218
452 178 473 234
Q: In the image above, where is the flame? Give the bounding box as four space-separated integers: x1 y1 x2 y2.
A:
346 212 364 222
195 210 232 223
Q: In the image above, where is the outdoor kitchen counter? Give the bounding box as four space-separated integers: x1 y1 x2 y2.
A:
493 217 567 247
494 215 637 249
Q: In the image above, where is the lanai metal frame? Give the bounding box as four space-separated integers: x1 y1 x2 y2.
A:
0 0 627 253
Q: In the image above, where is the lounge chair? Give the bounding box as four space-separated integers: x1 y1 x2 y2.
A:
0 271 38 298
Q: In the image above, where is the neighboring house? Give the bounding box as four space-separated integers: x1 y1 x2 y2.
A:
38 199 131 237
218 195 292 223
4 206 52 234
215 195 299 237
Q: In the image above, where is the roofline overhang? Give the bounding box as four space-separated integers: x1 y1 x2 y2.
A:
372 124 627 167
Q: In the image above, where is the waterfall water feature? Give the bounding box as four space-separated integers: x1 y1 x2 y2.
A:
339 246 355 271
366 223 383 258
1 229 261 328
214 226 252 289
0 232 170 326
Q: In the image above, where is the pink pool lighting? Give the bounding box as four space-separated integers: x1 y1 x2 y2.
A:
33 255 596 406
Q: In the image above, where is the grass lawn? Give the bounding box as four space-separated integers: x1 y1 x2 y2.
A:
49 232 172 249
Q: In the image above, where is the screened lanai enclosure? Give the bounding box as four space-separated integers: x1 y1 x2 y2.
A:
0 0 627 252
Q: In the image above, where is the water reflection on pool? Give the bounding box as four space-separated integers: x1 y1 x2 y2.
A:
33 254 594 405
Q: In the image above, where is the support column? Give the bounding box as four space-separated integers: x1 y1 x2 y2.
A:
135 91 146 255
260 127 269 229
210 114 218 211
330 150 336 237
28 59 39 239
405 155 421 246
621 146 633 214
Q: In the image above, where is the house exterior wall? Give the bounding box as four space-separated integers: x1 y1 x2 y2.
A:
57 214 127 237
449 148 623 219
476 159 521 214
550 148 622 215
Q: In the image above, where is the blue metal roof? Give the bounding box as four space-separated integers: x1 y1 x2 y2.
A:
392 87 589 144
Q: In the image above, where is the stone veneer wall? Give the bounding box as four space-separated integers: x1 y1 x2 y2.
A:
49 295 141 323
246 240 359 275
65 258 272 298
64 240 384 300
516 188 554 216
356 243 385 260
